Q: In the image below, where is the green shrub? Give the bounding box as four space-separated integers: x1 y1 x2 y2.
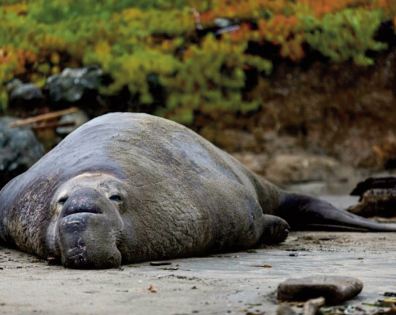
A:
303 9 387 65
163 35 272 123
0 0 394 123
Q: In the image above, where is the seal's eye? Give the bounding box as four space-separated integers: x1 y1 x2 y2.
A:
109 194 122 202
58 196 68 204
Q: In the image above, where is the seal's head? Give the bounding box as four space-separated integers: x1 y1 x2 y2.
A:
46 172 127 268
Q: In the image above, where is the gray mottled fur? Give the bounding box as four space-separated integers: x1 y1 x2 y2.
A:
0 113 283 265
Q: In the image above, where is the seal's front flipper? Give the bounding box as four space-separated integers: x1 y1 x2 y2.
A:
260 214 290 244
276 194 396 232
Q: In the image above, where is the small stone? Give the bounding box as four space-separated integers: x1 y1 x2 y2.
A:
147 284 157 293
277 276 363 305
252 264 272 268
47 256 58 265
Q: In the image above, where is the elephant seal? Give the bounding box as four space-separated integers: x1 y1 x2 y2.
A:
0 113 395 269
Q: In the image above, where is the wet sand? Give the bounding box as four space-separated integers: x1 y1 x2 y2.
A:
0 196 395 314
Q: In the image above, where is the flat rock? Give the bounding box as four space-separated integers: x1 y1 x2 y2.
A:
277 276 363 305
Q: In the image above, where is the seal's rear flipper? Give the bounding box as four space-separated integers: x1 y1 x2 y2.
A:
276 194 396 232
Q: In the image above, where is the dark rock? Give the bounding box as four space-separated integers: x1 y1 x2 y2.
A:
349 177 396 217
7 79 44 110
277 276 363 305
351 177 396 196
0 117 44 188
46 66 103 105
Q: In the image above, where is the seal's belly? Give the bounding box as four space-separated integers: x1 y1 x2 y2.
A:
129 177 265 261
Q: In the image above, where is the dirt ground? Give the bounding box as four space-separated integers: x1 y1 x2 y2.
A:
1 196 395 315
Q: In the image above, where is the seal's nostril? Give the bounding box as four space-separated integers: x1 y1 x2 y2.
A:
58 196 68 205
109 195 122 202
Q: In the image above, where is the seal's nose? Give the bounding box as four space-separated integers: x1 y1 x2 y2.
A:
61 188 103 218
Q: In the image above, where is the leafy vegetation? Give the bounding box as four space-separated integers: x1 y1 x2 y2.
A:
0 0 395 123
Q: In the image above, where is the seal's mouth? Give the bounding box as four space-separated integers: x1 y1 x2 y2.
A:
62 207 102 218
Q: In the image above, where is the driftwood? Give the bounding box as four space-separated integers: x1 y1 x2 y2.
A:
10 107 78 128
32 121 76 131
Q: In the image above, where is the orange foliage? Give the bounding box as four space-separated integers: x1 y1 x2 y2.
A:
199 0 290 25
258 15 304 61
227 23 253 43
196 0 395 62
375 0 396 24
0 47 36 74
1 3 28 16
199 0 395 22
299 0 371 17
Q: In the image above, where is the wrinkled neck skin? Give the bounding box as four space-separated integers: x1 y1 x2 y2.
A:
45 172 128 269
